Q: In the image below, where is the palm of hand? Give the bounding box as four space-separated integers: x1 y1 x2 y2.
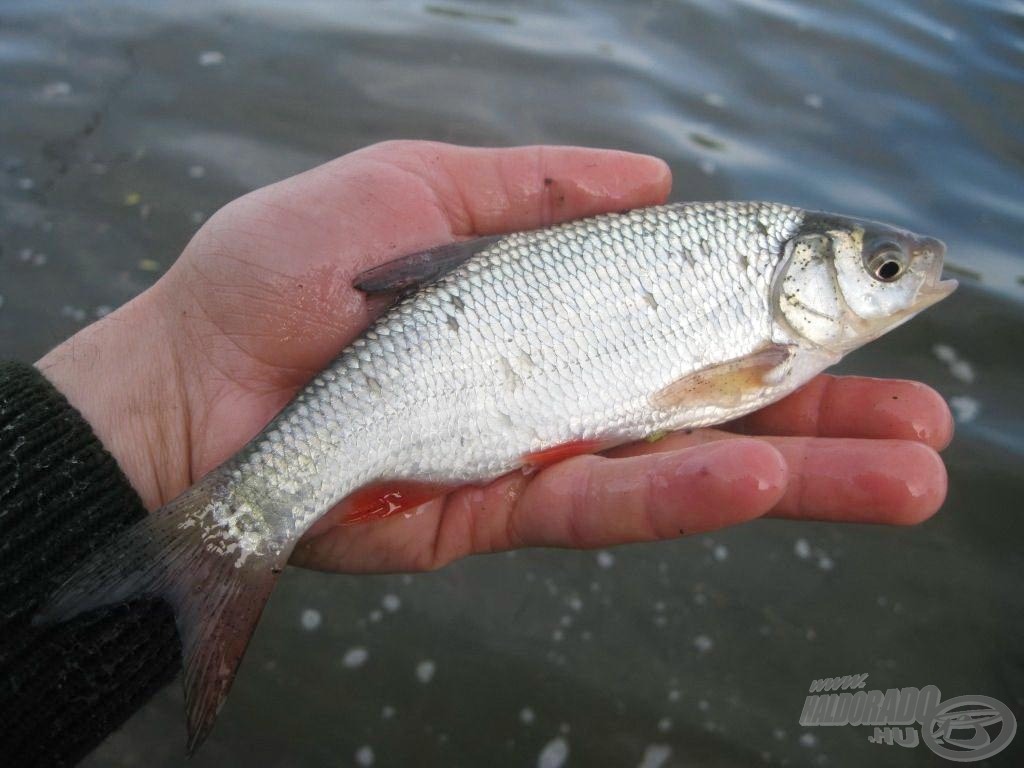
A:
45 141 953 575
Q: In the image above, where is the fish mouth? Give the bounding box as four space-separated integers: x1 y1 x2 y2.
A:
913 237 958 310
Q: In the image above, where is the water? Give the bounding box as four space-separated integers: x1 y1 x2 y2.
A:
2 1 1022 765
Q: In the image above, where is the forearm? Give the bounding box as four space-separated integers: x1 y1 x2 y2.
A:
0 361 180 766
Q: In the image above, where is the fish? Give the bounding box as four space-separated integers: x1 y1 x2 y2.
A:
37 201 956 751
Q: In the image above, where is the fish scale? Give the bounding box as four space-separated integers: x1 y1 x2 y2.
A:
38 200 954 753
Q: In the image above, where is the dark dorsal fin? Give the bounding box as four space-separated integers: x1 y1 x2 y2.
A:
353 235 505 293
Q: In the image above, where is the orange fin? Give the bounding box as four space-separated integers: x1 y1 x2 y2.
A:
651 343 795 409
522 439 613 471
340 480 453 525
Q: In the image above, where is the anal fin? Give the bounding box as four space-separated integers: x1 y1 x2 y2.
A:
339 480 453 524
651 343 795 409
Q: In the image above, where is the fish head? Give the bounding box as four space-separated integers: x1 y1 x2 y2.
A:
774 212 957 352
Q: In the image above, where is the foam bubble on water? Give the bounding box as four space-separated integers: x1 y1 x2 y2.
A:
537 736 570 768
699 159 717 176
381 705 396 720
415 659 436 683
382 593 401 612
697 699 710 712
596 550 615 568
520 707 535 725
773 727 787 741
342 646 369 668
188 164 206 179
799 732 818 748
368 609 383 622
198 50 225 66
657 717 672 732
693 634 714 653
41 81 72 99
804 93 824 109
567 596 583 612
932 344 976 383
950 395 980 423
638 744 672 768
794 538 811 559
817 555 834 572
355 745 374 766
551 629 564 642
300 608 322 631
703 92 725 107
712 544 728 562
932 343 956 363
668 688 681 702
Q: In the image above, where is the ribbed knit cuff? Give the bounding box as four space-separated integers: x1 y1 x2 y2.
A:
0 360 180 767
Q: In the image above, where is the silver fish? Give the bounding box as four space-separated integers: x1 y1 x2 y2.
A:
39 201 955 750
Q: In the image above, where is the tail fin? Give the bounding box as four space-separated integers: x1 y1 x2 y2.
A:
35 474 289 754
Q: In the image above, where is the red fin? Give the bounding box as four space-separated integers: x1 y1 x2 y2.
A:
340 480 452 525
522 439 611 470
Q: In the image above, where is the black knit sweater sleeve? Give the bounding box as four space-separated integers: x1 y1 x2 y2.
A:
0 361 181 767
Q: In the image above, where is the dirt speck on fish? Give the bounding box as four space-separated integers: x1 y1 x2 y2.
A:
36 201 955 752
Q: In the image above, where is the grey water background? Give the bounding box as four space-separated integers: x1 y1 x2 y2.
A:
1 0 1022 765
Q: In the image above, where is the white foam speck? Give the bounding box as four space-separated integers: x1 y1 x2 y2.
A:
187 164 206 179
657 717 672 732
804 93 824 109
520 707 535 725
382 593 401 612
794 539 811 559
668 689 681 702
415 660 436 683
799 732 818 748
950 360 975 383
693 634 714 653
932 343 956 363
697 699 710 712
369 609 383 622
699 159 717 176
300 608 322 631
343 646 369 668
355 745 374 766
950 395 980 423
703 92 725 107
638 744 672 768
596 550 615 568
712 544 729 561
817 555 834 572
567 596 583 612
537 736 569 768
551 629 564 642
198 50 225 66
381 705 396 719
773 727 787 741
41 81 72 99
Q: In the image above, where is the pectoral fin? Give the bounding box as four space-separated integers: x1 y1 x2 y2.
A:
651 343 795 409
354 235 504 293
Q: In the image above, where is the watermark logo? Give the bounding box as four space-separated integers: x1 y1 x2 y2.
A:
799 674 1016 762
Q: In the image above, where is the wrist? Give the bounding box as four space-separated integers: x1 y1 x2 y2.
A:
35 287 191 510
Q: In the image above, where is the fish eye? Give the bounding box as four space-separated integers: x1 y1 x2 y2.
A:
866 245 906 283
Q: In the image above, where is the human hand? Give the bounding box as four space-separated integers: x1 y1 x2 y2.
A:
37 141 952 574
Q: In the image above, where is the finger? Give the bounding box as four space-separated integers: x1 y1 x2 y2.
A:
355 141 673 236
488 438 787 549
766 437 947 525
609 430 947 526
728 375 954 449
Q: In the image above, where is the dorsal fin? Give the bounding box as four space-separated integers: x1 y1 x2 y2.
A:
353 235 504 293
